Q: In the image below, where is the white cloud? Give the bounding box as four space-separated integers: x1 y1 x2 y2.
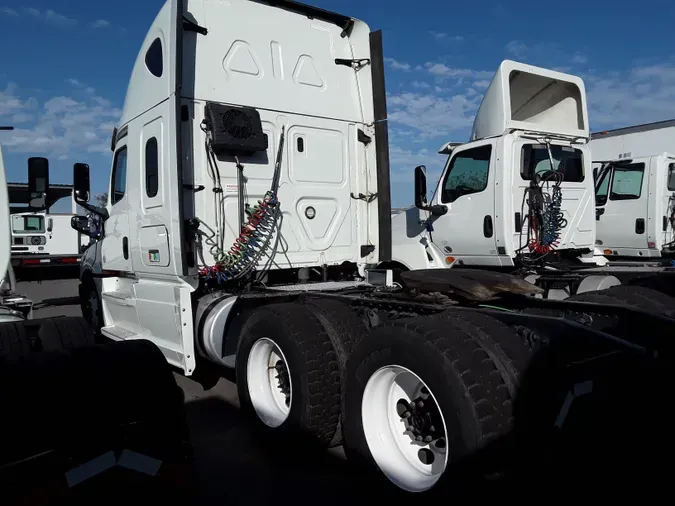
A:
91 19 110 28
44 9 76 26
0 81 120 158
506 40 528 59
384 57 411 72
0 6 18 16
387 90 481 141
424 62 493 81
429 31 463 42
585 62 675 129
571 53 588 65
473 80 490 89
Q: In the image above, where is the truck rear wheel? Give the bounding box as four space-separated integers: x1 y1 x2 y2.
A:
569 285 675 318
0 321 31 358
342 314 524 495
38 316 96 352
235 303 341 447
80 278 103 335
305 297 369 446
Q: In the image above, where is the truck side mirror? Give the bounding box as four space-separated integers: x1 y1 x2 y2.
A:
71 215 92 237
414 165 428 209
27 157 49 209
73 163 91 203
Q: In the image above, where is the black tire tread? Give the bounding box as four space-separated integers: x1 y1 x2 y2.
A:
571 285 675 318
436 310 532 399
0 321 30 358
385 316 515 443
38 316 96 352
304 298 369 446
237 302 341 446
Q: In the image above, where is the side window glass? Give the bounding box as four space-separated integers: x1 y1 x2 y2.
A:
441 145 492 203
609 163 645 200
145 38 163 78
668 163 675 192
145 137 159 198
595 167 611 206
111 147 128 205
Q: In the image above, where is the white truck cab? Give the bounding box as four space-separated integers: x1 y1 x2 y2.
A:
71 0 382 374
0 143 49 321
390 60 598 272
591 120 675 259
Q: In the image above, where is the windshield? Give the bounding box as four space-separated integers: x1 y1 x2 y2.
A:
11 215 45 234
520 144 585 182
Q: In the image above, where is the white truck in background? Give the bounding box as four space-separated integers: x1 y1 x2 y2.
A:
0 138 49 322
70 0 675 495
590 120 675 260
9 175 87 272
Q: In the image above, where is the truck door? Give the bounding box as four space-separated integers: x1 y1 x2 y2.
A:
662 160 675 249
429 140 499 265
595 159 650 255
101 142 132 273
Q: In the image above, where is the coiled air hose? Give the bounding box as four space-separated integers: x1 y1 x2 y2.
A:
199 126 286 284
527 170 567 255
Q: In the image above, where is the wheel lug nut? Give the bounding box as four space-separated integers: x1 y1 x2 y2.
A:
416 435 423 442
429 425 435 432
417 400 424 408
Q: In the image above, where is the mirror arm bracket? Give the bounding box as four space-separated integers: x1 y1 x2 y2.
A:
76 199 108 220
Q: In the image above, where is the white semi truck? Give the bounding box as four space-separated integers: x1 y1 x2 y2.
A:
71 0 675 495
590 120 675 259
386 62 675 299
9 177 87 272
0 143 45 322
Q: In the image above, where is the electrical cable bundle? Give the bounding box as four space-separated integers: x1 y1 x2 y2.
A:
524 169 568 257
198 125 286 285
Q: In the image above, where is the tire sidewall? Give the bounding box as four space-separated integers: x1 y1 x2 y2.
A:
235 310 314 440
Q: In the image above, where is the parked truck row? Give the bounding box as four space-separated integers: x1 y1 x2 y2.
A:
61 0 675 495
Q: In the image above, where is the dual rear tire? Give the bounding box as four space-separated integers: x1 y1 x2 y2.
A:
234 301 530 495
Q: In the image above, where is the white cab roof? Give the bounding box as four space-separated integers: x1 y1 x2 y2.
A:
471 60 589 142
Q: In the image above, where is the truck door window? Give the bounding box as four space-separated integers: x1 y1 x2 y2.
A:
595 167 611 206
111 146 128 205
12 215 45 233
609 163 645 200
441 145 492 203
521 144 584 182
668 163 675 191
145 137 159 198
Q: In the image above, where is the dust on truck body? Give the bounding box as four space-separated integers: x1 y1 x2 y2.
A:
71 0 675 496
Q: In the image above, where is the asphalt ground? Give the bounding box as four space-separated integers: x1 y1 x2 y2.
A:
16 274 370 505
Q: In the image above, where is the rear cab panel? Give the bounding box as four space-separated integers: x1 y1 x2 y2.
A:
184 0 379 271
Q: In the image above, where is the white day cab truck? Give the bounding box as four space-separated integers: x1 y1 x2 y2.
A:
71 0 675 496
387 62 675 300
590 119 675 261
9 167 87 274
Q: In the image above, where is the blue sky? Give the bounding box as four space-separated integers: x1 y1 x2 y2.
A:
1 0 675 212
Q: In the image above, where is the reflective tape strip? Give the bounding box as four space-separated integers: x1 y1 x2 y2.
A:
65 451 116 487
117 449 162 476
